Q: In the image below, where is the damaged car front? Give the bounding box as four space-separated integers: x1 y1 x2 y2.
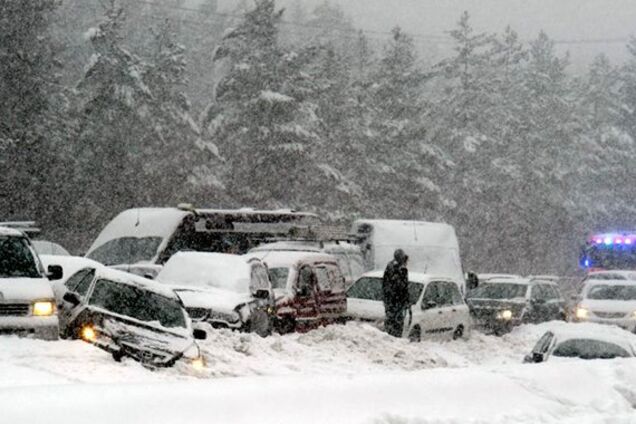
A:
57 265 206 369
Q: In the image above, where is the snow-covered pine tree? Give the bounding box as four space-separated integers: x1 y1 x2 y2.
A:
205 0 332 210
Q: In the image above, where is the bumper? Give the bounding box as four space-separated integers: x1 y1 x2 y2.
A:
473 318 521 334
0 316 59 340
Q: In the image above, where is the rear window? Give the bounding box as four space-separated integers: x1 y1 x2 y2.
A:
89 279 186 328
552 339 631 359
0 236 40 278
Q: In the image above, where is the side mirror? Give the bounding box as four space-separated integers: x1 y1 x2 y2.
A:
62 291 81 307
253 289 270 300
47 265 63 281
193 328 207 340
422 300 437 310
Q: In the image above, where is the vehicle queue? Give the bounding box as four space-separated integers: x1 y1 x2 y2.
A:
1 209 636 369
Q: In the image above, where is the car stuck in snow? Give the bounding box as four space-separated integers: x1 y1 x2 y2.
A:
156 252 275 337
47 255 206 368
346 271 471 341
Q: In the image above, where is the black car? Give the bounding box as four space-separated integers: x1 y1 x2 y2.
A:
51 256 206 369
466 278 567 335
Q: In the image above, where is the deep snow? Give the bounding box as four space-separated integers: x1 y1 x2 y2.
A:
1 322 636 423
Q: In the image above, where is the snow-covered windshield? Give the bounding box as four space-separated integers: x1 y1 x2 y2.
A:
89 279 186 328
552 339 631 359
587 285 636 300
268 267 289 290
467 283 528 300
0 236 40 278
86 237 162 265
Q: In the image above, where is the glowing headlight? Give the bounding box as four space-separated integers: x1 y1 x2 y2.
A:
32 301 55 316
632 310 636 318
575 307 589 320
81 325 97 342
496 310 513 320
191 356 206 371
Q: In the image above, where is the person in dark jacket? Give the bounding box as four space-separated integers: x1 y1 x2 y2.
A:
382 249 410 337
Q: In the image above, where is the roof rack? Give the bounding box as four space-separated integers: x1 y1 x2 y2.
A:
263 225 360 244
0 221 41 234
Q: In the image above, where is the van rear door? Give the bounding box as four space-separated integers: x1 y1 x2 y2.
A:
315 263 347 323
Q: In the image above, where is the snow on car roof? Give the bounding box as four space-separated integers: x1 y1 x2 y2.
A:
0 226 25 237
86 208 189 254
359 270 451 285
586 270 636 280
479 273 523 281
41 254 179 299
481 277 529 285
545 322 636 351
250 240 360 253
247 250 338 269
157 251 256 292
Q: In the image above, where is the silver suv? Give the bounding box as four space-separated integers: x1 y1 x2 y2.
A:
0 226 62 340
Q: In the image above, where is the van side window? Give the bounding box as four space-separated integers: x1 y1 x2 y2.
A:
297 265 315 296
315 266 331 290
250 263 270 291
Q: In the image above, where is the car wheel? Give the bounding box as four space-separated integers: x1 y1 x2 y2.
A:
408 326 421 343
247 309 272 337
452 325 464 340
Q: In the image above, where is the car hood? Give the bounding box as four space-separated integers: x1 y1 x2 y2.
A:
0 278 54 301
466 298 527 309
580 299 636 314
173 287 254 315
97 314 193 365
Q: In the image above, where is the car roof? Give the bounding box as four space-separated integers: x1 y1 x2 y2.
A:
41 254 179 300
246 251 339 268
358 270 453 285
546 323 636 351
0 226 25 237
479 273 523 281
481 277 530 285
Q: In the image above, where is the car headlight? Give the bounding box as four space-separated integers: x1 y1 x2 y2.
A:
575 307 589 320
182 343 206 370
191 356 207 371
32 300 55 316
632 310 636 318
81 325 97 342
496 310 513 320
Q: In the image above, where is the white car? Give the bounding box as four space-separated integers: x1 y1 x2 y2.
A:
156 252 275 337
574 280 636 332
346 271 471 341
525 323 636 362
0 226 62 340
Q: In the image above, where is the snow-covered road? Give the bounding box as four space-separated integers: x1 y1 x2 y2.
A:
1 322 636 423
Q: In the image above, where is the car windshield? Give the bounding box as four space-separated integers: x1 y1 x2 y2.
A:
87 237 162 265
587 284 636 300
552 339 631 359
0 236 41 278
268 267 290 290
90 279 186 328
347 277 423 305
466 282 527 300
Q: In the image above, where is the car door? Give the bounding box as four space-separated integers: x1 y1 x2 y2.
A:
443 281 470 336
317 263 347 320
413 281 445 336
528 284 551 323
345 276 384 321
57 268 96 332
434 282 458 336
293 264 320 331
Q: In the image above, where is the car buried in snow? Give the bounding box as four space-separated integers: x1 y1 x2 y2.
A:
49 255 206 369
524 324 636 363
155 252 275 337
346 271 472 342
466 277 567 335
0 226 63 340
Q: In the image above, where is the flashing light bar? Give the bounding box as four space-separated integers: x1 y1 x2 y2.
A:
590 233 636 246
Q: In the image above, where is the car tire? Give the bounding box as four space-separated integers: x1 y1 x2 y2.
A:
452 325 464 340
408 326 422 343
246 309 272 337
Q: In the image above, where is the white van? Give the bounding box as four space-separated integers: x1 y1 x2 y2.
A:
346 271 471 341
351 219 465 291
0 226 62 340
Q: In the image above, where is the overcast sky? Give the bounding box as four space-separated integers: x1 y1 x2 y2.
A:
261 0 636 71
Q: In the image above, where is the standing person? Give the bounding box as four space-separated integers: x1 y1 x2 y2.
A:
382 249 409 337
